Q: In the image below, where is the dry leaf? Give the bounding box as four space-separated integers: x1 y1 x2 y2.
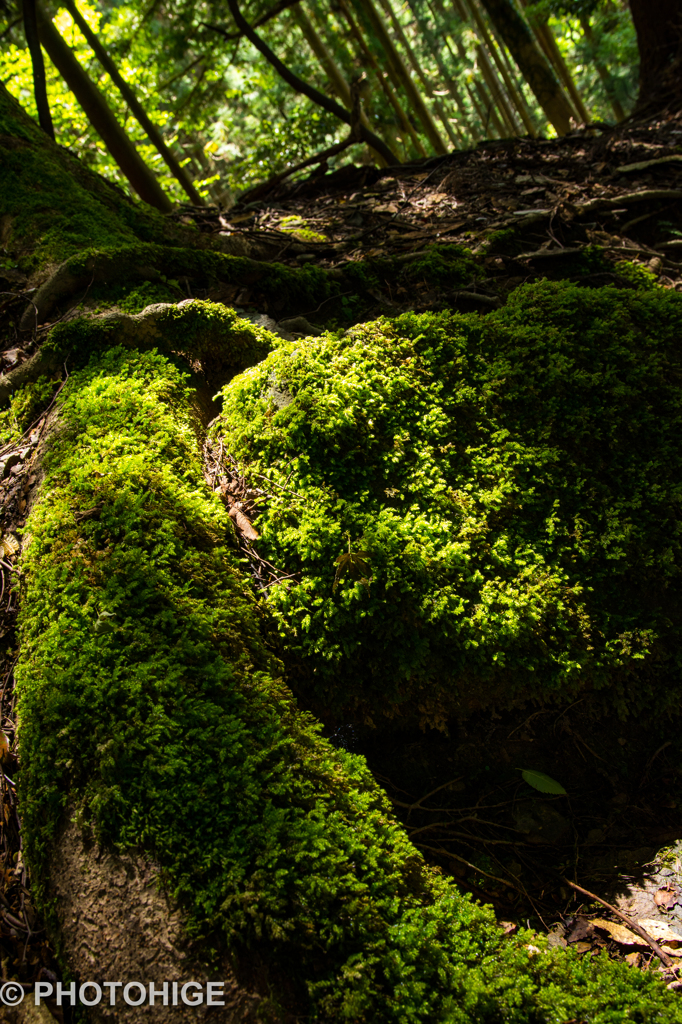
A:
654 886 679 911
591 918 643 946
567 916 595 943
0 732 9 761
637 919 682 948
0 533 20 559
229 506 259 541
624 951 642 968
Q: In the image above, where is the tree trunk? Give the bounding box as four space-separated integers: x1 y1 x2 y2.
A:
350 0 449 154
35 5 173 211
21 0 54 138
628 0 682 111
476 0 574 135
61 0 206 206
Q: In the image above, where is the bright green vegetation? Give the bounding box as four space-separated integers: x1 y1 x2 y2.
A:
0 0 639 204
15 345 681 1022
0 376 58 447
216 280 682 726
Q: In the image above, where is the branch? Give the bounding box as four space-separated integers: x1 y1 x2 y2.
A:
236 134 357 204
201 0 303 40
561 876 674 968
61 0 205 206
225 0 399 166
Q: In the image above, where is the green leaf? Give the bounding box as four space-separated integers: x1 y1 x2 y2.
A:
520 769 567 795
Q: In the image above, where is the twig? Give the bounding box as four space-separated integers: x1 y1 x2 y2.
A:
560 876 673 968
638 740 672 789
388 775 464 812
418 844 525 893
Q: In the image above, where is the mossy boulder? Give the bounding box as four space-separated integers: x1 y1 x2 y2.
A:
215 280 682 727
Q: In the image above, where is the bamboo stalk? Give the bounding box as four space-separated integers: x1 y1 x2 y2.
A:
453 0 517 135
476 41 519 134
337 0 426 158
464 0 536 134
375 0 461 145
63 0 205 205
307 0 400 157
517 0 588 123
430 0 506 138
473 77 505 136
579 15 625 122
351 0 448 154
293 6 389 165
408 0 481 141
36 5 173 210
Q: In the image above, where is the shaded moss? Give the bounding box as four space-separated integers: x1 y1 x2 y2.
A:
0 85 172 269
215 280 682 725
15 346 681 1022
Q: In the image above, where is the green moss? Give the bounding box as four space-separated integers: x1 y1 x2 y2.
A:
341 244 481 299
15 346 681 1022
483 228 520 255
401 243 482 289
0 376 59 447
0 86 172 269
112 280 181 313
279 215 328 243
42 298 279 382
615 259 660 289
215 280 682 725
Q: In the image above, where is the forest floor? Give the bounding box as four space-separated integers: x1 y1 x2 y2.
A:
1 106 682 1003
177 103 682 325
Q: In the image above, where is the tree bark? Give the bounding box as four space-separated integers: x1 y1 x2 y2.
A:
36 5 173 211
21 0 54 138
476 0 574 135
628 0 682 111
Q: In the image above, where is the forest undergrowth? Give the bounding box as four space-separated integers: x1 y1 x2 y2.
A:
2 92 682 1018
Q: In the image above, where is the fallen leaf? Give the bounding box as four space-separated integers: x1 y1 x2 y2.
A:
591 918 643 946
0 534 20 559
624 951 642 968
637 919 682 948
499 921 517 936
520 768 567 795
654 886 679 911
574 940 592 953
547 924 567 948
567 916 595 943
229 506 259 541
0 732 9 761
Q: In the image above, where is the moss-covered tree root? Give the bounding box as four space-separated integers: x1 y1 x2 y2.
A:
15 346 680 1021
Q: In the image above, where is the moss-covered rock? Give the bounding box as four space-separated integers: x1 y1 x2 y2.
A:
15 345 682 1022
215 280 682 726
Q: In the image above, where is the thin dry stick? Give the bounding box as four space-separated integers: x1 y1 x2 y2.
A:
561 876 673 968
388 775 464 811
419 843 525 893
